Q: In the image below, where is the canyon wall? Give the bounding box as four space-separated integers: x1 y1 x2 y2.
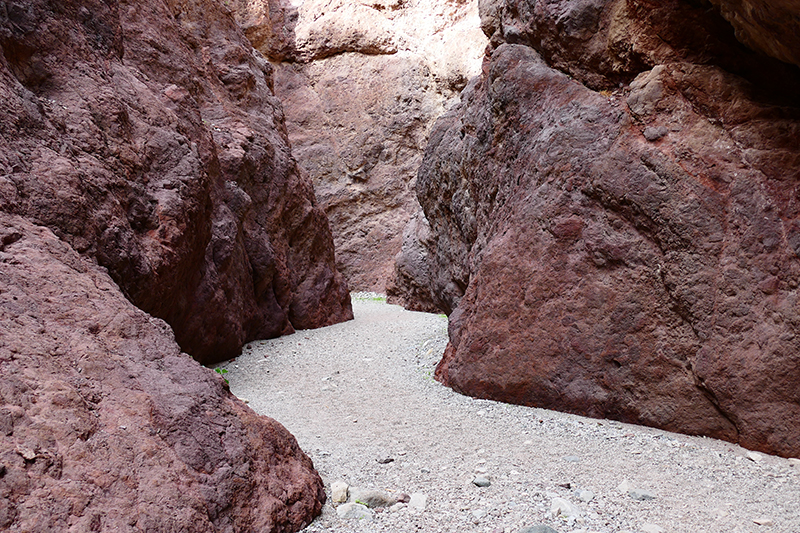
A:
1 0 352 366
0 0 347 528
233 0 487 294
395 0 800 457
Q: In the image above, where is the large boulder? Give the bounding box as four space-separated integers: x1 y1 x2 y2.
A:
0 213 325 531
398 0 800 457
232 0 487 293
0 0 351 365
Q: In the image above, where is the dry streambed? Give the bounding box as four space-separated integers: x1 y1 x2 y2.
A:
222 297 800 533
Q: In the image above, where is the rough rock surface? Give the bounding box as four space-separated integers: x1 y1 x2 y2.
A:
0 213 324 531
234 0 487 293
396 0 800 457
0 0 352 365
709 0 800 68
0 0 341 529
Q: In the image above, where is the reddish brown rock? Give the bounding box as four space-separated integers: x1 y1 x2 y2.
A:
0 213 324 531
401 0 800 456
234 0 487 293
0 0 351 365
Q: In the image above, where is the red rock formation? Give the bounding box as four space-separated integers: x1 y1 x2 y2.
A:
0 0 351 366
0 0 341 528
0 214 324 531
400 0 800 457
232 0 487 293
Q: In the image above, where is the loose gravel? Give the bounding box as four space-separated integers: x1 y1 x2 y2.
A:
222 296 800 533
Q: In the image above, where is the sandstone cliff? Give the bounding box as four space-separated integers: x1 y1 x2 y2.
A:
0 0 351 528
233 0 487 295
395 0 800 457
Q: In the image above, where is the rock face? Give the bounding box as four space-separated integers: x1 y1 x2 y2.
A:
0 214 324 531
398 0 800 457
0 0 352 366
0 0 342 529
233 0 487 293
709 0 800 68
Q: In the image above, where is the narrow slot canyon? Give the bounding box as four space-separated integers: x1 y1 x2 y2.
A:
1 0 800 531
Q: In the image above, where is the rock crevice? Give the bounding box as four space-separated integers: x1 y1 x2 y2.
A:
232 0 488 294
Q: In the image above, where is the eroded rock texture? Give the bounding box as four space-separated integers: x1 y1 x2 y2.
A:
0 214 324 531
399 0 800 457
0 0 352 366
233 0 487 293
709 0 800 68
0 0 338 528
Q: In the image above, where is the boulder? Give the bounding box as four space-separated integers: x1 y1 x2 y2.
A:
0 213 324 531
399 0 800 457
0 0 352 365
233 0 487 294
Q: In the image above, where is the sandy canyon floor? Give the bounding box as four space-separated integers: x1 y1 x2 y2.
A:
222 297 800 533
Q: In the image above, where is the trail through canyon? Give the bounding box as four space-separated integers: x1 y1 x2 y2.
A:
223 298 800 533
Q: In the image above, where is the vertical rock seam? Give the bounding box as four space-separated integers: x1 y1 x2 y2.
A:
231 0 487 298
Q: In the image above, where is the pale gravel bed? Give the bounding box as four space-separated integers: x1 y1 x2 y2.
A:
222 297 800 533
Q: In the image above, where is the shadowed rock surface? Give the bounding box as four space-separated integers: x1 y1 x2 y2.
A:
0 214 324 531
0 0 352 366
395 0 800 457
233 0 487 294
708 0 800 68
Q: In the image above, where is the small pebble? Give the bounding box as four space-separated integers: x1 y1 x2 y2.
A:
747 451 764 463
629 488 656 501
473 475 491 487
408 492 427 511
551 497 581 518
331 480 348 503
336 502 374 521
348 488 397 508
519 526 559 533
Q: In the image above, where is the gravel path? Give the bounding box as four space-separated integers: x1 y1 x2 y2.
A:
222 296 800 533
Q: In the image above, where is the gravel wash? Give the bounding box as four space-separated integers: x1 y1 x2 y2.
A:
222 297 800 533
